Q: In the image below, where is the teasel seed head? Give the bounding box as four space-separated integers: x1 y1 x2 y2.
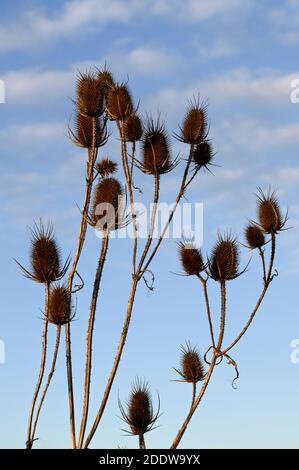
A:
193 141 214 170
92 177 124 231
76 71 105 117
96 158 118 178
178 241 204 276
175 98 208 144
245 224 265 249
122 114 143 142
175 342 204 384
118 378 160 437
16 221 70 284
257 188 287 234
106 83 134 121
71 113 108 148
48 284 72 326
208 233 241 282
137 115 177 175
97 66 115 93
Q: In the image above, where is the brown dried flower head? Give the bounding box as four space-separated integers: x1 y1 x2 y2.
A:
106 83 134 121
71 113 108 148
16 221 70 284
96 158 118 178
257 188 287 234
97 66 115 93
208 233 240 282
179 241 204 276
193 141 214 170
48 284 72 326
175 98 208 144
245 224 265 249
138 116 177 175
123 114 143 142
118 378 160 437
175 343 204 383
92 177 124 231
76 71 104 117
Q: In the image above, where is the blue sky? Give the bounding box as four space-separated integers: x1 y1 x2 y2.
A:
0 0 298 449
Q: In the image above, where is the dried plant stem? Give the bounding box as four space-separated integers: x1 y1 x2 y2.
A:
66 118 98 449
198 275 215 348
31 325 61 443
223 233 276 355
139 434 146 449
77 234 109 448
26 282 50 449
83 146 194 448
171 281 226 449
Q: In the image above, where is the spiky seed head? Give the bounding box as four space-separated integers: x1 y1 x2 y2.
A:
179 241 204 275
76 71 104 117
123 114 143 142
106 84 133 121
74 113 108 148
96 158 118 178
208 234 240 282
176 343 204 383
119 379 159 437
48 285 71 325
193 141 213 169
92 177 124 230
257 189 285 234
141 116 175 175
176 99 208 144
245 224 265 249
97 67 115 92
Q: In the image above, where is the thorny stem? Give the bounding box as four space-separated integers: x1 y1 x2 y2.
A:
139 433 146 449
84 146 195 448
77 234 109 448
141 144 194 275
66 117 99 448
26 282 50 449
31 325 61 444
171 234 278 448
223 232 276 355
198 275 215 348
171 280 226 449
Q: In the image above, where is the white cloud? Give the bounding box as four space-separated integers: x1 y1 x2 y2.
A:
268 0 299 44
0 122 66 147
128 45 175 74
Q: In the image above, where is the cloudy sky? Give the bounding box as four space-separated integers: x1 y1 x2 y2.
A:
0 0 298 449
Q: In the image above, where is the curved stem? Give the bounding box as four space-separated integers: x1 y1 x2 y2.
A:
66 118 99 448
26 282 50 449
223 233 276 355
217 281 226 350
77 234 109 448
198 275 215 348
31 325 61 443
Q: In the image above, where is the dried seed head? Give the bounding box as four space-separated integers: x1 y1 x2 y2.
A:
97 66 115 92
92 177 124 230
257 189 286 234
179 241 204 275
208 233 240 282
73 113 108 148
106 83 134 121
245 224 265 249
140 116 176 175
175 343 204 383
96 158 118 178
175 98 208 144
76 71 104 117
193 141 213 169
123 114 143 142
119 378 160 437
16 221 70 284
48 285 71 325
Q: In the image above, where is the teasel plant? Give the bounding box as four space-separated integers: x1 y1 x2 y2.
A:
118 378 160 449
15 221 70 448
170 188 287 448
79 84 210 449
